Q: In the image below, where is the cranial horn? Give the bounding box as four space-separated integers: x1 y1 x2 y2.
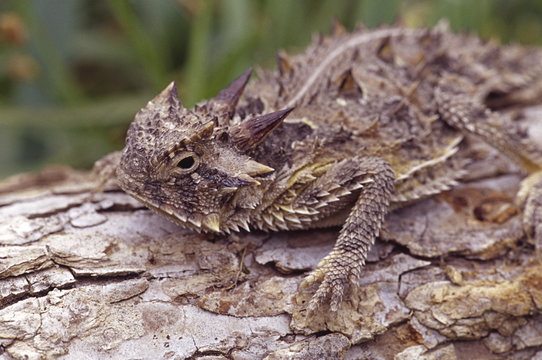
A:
231 108 294 151
152 81 181 109
184 118 218 144
213 68 253 119
243 159 274 176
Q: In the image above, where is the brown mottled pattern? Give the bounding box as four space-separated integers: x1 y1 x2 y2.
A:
112 23 542 314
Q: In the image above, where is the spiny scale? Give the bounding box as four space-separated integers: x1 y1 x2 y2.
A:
115 22 542 316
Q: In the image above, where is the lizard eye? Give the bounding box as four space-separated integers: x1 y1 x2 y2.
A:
173 152 199 174
178 156 195 169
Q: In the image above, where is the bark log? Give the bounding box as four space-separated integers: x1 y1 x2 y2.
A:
1 107 542 360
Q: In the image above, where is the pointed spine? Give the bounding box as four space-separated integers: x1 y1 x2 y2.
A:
213 68 253 120
232 108 294 150
277 51 293 77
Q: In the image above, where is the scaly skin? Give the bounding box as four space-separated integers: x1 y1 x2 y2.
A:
105 23 542 314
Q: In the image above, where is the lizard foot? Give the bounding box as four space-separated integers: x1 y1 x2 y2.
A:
299 251 361 314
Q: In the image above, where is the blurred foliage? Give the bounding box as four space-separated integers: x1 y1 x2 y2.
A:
1 0 541 178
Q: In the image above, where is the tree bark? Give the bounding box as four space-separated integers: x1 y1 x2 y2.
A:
1 107 542 360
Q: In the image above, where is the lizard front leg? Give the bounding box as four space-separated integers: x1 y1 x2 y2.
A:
299 157 395 312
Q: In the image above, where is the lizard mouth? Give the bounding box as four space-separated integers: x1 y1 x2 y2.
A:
116 166 224 233
126 189 212 232
118 178 222 234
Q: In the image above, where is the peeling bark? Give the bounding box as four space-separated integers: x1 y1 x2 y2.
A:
0 110 541 359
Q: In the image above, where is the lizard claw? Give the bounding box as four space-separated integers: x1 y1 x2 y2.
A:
308 270 349 313
300 255 357 314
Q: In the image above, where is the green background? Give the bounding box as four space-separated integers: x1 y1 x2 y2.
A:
1 0 541 179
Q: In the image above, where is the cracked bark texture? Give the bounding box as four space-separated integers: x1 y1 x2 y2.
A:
0 107 541 359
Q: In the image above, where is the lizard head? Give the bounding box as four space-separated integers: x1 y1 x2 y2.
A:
117 69 293 233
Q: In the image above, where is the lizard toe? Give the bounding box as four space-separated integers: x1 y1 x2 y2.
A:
304 261 355 313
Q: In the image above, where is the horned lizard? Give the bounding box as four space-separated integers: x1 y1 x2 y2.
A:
107 23 542 313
